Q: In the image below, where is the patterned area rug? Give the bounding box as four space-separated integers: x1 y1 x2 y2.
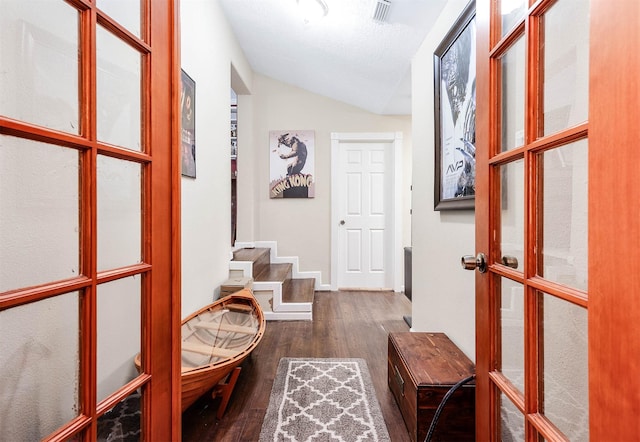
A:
259 358 390 442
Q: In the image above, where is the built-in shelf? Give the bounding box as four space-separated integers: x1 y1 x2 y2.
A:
231 105 237 158
231 96 238 245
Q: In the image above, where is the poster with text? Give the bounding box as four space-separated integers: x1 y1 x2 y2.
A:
434 2 476 210
269 130 315 198
180 69 196 178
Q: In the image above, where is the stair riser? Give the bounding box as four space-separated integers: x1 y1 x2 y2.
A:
230 246 315 321
263 311 312 321
252 251 271 280
274 303 312 313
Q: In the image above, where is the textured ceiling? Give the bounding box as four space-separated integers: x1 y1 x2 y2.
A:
218 0 447 115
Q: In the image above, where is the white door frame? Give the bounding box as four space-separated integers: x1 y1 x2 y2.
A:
330 132 403 291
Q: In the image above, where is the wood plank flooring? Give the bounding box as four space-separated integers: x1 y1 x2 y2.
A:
182 290 412 441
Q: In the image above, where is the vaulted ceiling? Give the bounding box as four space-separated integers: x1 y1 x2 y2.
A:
218 0 447 115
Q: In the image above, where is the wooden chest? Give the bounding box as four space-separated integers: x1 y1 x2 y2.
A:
388 332 475 441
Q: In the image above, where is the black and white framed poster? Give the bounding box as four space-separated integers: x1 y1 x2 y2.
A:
269 130 315 198
433 1 476 210
180 69 196 178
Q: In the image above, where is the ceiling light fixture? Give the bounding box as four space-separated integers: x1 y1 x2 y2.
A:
297 0 329 22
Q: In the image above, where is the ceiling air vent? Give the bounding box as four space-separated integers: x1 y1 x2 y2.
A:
372 0 391 23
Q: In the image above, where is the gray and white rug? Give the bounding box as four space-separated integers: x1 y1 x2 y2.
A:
259 358 390 442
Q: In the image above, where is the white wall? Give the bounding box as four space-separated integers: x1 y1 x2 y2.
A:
410 0 476 359
180 0 253 317
236 74 412 285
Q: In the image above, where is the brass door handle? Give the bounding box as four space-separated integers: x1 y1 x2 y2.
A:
461 253 487 273
501 255 519 269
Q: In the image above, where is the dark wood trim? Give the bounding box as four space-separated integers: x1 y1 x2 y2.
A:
524 5 539 416
96 375 151 416
42 415 91 442
489 21 525 59
0 277 92 311
528 413 568 442
96 12 152 55
84 5 99 438
526 277 587 307
489 371 524 413
171 0 183 435
0 118 93 149
96 264 152 284
588 0 640 439
474 0 492 438
146 0 181 439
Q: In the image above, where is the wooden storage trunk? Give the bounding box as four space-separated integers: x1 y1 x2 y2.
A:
388 332 475 441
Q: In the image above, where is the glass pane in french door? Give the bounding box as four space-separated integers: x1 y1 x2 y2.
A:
540 141 588 291
500 277 524 391
501 37 525 152
96 0 142 38
97 155 142 271
542 0 590 136
0 1 80 134
0 292 80 440
500 159 524 270
500 0 527 38
500 391 525 441
96 25 142 151
0 136 80 292
541 292 588 440
97 276 141 403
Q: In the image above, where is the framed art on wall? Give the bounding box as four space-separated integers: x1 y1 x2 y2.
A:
180 69 196 178
269 130 315 198
433 1 476 210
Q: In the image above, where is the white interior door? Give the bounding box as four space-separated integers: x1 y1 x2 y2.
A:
331 132 403 291
339 140 388 288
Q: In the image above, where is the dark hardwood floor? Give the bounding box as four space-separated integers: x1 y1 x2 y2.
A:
182 290 412 441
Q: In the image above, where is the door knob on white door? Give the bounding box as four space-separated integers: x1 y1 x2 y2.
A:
339 220 345 225
461 253 487 273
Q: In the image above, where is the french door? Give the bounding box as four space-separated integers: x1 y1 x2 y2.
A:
0 1 180 440
475 0 640 440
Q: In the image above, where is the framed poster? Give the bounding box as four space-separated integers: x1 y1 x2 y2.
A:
180 69 196 178
433 1 476 210
269 130 315 198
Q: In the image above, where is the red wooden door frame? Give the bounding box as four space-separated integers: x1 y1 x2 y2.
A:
147 0 182 439
475 0 640 440
0 1 181 439
587 0 640 439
